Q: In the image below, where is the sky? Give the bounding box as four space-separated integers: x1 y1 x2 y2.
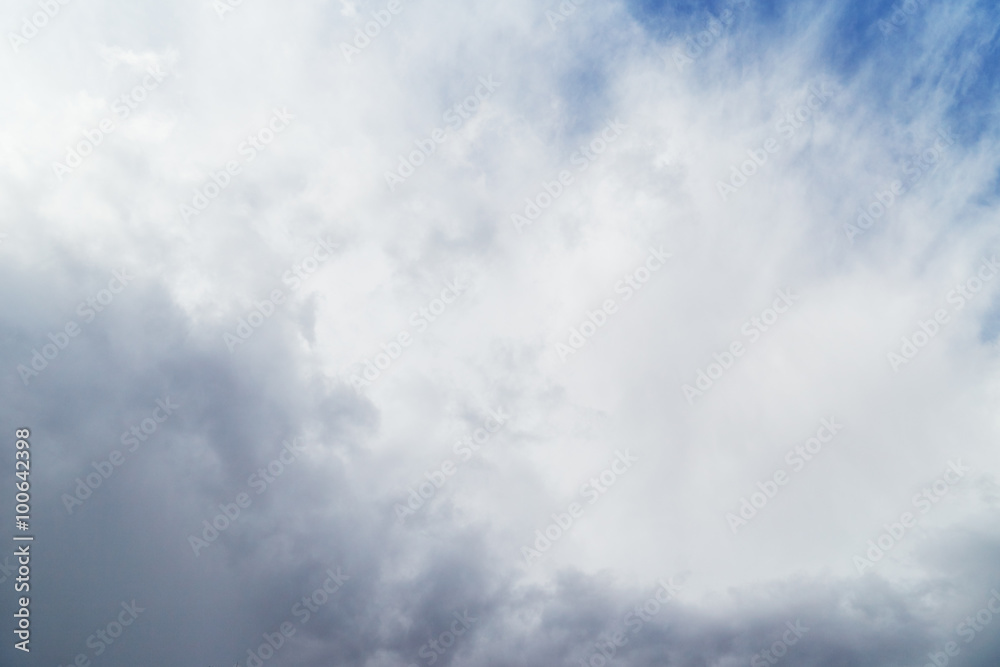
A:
2 0 1000 666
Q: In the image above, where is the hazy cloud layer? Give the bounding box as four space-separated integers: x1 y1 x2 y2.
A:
2 0 1000 666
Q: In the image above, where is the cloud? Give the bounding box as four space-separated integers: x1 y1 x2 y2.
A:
2 0 1000 665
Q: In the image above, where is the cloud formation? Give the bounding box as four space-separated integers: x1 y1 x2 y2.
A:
2 0 1000 665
